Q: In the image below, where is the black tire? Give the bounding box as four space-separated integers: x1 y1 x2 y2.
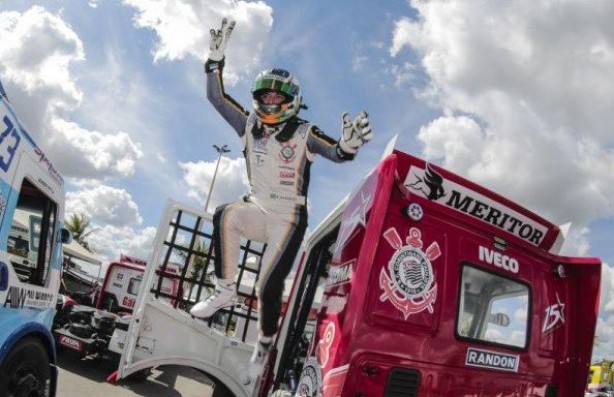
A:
129 367 152 383
0 337 51 397
211 380 236 397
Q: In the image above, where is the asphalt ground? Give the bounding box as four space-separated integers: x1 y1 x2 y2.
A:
56 350 214 397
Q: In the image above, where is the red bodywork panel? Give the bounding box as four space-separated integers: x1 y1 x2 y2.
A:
291 151 600 396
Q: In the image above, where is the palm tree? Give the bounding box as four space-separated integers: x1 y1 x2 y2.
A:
64 212 96 251
178 240 213 298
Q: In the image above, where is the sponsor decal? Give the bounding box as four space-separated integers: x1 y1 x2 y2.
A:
297 357 322 397
59 335 83 351
325 260 354 288
36 177 54 195
34 147 63 187
465 347 519 372
117 273 124 280
0 115 21 173
405 164 547 246
298 125 307 139
278 142 297 163
269 192 298 203
542 292 565 334
279 171 295 178
0 262 8 291
3 286 54 309
122 296 136 309
317 322 335 367
478 245 519 273
279 180 294 186
408 163 446 200
379 227 440 319
253 135 269 154
120 254 147 266
112 282 123 289
406 202 424 221
254 154 265 166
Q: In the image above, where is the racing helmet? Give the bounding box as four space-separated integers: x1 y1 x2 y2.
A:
252 68 302 124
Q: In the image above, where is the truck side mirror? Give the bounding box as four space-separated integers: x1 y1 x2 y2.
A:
488 312 510 327
61 228 72 244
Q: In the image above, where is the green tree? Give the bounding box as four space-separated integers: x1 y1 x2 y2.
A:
64 212 96 251
179 240 213 297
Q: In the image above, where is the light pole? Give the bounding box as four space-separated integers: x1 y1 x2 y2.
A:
204 144 231 213
188 144 231 297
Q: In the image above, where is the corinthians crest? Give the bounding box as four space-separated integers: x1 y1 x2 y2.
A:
379 226 441 319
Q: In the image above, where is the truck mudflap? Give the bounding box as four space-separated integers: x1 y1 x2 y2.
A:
113 200 266 396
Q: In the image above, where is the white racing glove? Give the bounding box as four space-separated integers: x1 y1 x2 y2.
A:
208 17 236 62
338 111 373 154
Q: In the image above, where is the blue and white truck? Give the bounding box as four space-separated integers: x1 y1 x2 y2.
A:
0 79 71 397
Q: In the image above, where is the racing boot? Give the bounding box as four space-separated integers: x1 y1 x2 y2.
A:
190 281 237 318
249 336 272 380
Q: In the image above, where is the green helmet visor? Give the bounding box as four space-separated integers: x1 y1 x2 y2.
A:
252 78 299 98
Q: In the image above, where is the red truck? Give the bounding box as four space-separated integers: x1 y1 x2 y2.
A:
110 147 601 397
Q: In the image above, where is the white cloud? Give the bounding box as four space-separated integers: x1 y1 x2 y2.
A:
0 6 144 181
390 0 614 253
179 156 249 212
124 0 273 85
594 309 614 361
484 328 503 341
66 185 143 227
66 184 154 266
88 225 157 268
559 226 591 257
48 118 143 180
390 62 419 89
510 330 526 346
514 307 527 323
599 264 614 315
417 115 486 172
0 6 83 111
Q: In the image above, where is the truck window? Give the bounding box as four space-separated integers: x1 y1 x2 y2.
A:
457 264 529 349
7 178 58 287
128 277 141 295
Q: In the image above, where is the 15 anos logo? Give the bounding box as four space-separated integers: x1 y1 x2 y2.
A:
379 227 441 319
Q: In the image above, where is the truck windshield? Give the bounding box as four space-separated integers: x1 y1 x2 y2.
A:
457 264 529 349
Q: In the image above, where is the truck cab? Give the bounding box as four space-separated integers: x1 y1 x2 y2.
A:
0 79 70 397
270 150 600 396
111 147 600 397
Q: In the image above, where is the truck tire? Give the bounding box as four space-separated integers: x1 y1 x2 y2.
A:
211 381 236 397
0 337 51 397
129 367 153 382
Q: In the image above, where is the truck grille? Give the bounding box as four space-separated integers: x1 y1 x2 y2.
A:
384 368 420 397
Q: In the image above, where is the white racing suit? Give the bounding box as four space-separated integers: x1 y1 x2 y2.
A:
205 58 354 337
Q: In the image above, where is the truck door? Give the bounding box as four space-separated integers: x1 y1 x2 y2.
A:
2 149 63 294
112 200 267 397
444 233 599 396
535 255 601 396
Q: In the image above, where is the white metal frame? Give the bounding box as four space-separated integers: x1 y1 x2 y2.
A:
114 200 257 396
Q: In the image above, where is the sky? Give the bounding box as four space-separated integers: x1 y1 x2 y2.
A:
0 0 613 360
